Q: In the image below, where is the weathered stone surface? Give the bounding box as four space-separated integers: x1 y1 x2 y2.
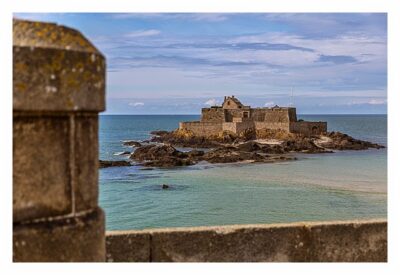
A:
13 19 106 262
307 221 387 262
106 231 150 262
13 113 72 222
74 114 99 212
13 19 105 112
150 224 309 262
13 208 105 262
105 219 387 262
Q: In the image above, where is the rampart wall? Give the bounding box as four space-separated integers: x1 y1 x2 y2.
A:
290 121 328 136
254 121 291 132
179 121 222 137
222 121 254 134
201 108 224 122
105 219 387 262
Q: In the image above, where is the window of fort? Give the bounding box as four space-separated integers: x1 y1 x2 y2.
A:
243 111 249 118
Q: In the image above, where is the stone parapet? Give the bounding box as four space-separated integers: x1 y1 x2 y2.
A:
13 19 105 262
105 219 387 262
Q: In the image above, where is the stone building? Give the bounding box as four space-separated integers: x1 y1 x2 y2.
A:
179 96 327 137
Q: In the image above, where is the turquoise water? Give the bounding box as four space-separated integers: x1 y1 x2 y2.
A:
99 115 387 230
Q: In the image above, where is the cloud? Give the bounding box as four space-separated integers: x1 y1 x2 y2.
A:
346 98 387 106
368 99 386 105
205 99 219 106
262 13 387 38
125 29 160 38
317 54 358 64
264 101 275 107
111 13 229 22
128 102 145 107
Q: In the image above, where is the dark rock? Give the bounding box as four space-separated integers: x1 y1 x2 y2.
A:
260 144 286 154
131 144 184 161
131 144 193 168
150 130 170 136
99 160 132 169
123 140 142 147
187 150 205 158
322 131 385 150
236 141 262 152
162 184 169 189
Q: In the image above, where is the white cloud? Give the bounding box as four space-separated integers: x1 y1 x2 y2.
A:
264 101 275 107
129 102 145 107
112 13 228 22
346 99 387 106
189 14 228 22
125 29 161 38
205 98 219 106
368 99 386 105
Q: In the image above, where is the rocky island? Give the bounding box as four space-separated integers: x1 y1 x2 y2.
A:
100 96 384 168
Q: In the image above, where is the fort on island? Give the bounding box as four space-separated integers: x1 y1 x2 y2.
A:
179 96 327 137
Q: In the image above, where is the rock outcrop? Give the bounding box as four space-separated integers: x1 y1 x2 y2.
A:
123 140 142 147
321 131 385 150
108 129 384 168
129 144 296 167
99 160 132 169
130 144 194 167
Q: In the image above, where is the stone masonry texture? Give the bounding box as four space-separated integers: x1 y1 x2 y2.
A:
13 19 106 262
105 219 387 262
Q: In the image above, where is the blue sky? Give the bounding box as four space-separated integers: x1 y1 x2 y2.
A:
15 13 387 114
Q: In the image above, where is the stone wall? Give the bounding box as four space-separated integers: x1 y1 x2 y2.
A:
224 108 250 122
223 121 254 134
290 121 328 136
13 19 106 262
105 219 387 262
254 121 291 132
200 107 224 122
179 121 223 137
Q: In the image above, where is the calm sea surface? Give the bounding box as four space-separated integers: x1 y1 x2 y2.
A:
99 115 387 230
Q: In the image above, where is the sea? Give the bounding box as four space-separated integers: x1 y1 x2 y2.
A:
99 115 387 231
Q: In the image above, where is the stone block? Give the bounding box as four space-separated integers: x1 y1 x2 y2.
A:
106 231 151 262
307 221 387 262
13 208 105 262
105 220 387 262
13 19 105 112
150 224 309 262
74 113 99 212
13 113 72 222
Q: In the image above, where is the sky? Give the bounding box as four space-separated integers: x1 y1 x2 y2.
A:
15 13 387 114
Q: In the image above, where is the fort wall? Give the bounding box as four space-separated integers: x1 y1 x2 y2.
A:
105 219 387 262
290 121 328 136
222 121 254 134
254 121 290 132
224 108 251 122
179 121 222 137
201 108 224 122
